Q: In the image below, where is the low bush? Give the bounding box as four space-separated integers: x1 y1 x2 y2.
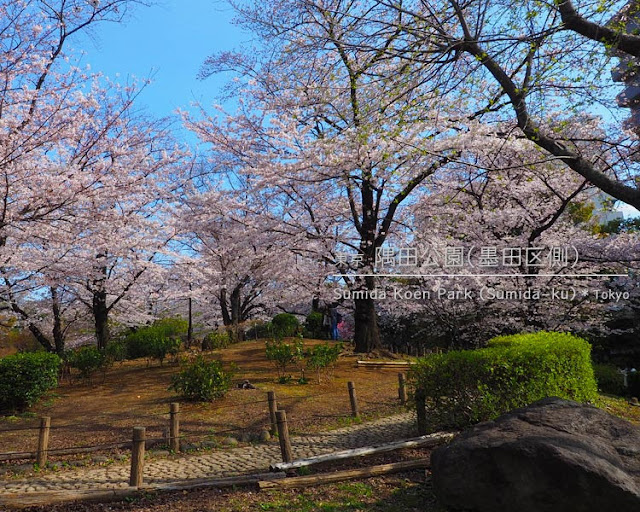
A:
125 318 185 364
0 352 61 412
150 337 181 365
306 342 342 383
593 364 627 396
304 311 326 339
271 313 300 338
202 331 231 351
409 331 598 429
246 321 271 340
628 370 640 398
153 317 189 338
265 338 304 378
169 356 233 401
104 340 128 363
68 346 110 381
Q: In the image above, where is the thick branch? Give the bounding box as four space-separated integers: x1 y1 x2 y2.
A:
460 39 640 209
557 0 640 57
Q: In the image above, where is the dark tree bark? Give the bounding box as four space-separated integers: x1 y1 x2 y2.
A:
187 295 193 347
457 37 640 210
557 0 640 58
51 286 65 355
4 279 55 353
353 298 381 353
26 323 55 353
219 285 246 342
92 286 110 351
352 276 381 353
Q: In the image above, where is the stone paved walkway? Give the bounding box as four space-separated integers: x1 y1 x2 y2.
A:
0 412 416 497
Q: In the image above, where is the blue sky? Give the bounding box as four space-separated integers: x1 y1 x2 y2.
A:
75 0 245 137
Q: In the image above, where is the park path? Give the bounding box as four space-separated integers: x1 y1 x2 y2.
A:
0 412 415 500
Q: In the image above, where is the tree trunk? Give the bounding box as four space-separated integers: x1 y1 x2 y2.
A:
219 286 245 342
7 297 54 352
93 288 110 350
353 277 381 353
27 323 54 353
230 286 245 342
50 286 65 355
187 295 193 347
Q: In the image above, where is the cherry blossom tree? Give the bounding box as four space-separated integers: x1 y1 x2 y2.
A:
556 1 640 58
0 0 189 351
191 0 466 352
377 120 639 349
274 0 640 210
174 172 326 341
48 107 184 349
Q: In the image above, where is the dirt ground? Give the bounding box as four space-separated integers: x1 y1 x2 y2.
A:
0 339 408 465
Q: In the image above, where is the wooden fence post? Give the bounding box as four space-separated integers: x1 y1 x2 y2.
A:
416 390 427 435
268 391 278 435
398 373 407 405
129 427 146 487
36 416 51 468
275 410 293 463
170 402 180 453
347 381 359 418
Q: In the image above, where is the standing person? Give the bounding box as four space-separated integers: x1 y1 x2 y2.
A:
321 305 330 338
329 303 340 341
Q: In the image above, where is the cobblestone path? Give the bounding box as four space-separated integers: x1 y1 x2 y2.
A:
0 412 416 497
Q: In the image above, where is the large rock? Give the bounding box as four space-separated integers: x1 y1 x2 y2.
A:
431 397 640 512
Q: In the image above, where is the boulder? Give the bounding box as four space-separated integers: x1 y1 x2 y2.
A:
431 397 640 512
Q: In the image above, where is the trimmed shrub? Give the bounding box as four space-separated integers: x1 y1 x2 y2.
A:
68 346 110 380
409 331 598 429
593 364 626 396
271 313 300 338
152 317 189 338
124 328 156 360
125 318 186 364
304 311 326 339
0 352 61 412
246 321 271 340
306 342 342 383
105 340 128 363
169 356 233 401
628 370 640 398
202 331 231 351
265 338 304 378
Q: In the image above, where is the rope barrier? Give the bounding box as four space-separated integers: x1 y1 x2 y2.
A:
0 425 41 433
0 384 404 463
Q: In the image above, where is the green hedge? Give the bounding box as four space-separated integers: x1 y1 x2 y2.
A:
629 371 640 398
124 317 186 364
271 313 300 338
202 331 231 351
68 346 110 380
593 364 626 396
304 311 326 339
409 331 597 429
0 352 61 413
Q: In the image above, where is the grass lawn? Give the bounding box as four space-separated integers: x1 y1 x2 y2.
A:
595 394 640 424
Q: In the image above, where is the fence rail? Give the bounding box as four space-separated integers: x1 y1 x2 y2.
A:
0 378 412 486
